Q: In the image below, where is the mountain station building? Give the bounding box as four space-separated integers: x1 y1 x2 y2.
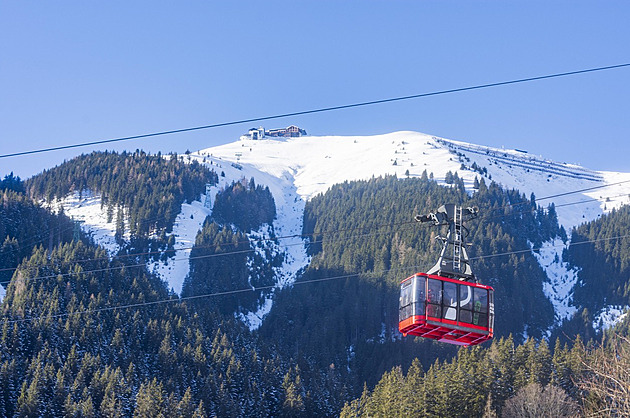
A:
242 125 307 140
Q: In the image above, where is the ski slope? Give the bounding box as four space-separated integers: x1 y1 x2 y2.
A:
195 131 630 230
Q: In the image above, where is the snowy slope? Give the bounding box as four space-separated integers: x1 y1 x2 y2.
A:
593 305 629 331
46 190 212 295
49 131 630 329
148 198 211 294
195 132 630 230
530 238 578 324
47 190 128 254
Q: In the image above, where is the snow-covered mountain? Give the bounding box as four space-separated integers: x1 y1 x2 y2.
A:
57 131 630 330
202 131 630 228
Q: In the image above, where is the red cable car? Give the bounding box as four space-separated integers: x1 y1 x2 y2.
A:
399 204 494 347
399 273 494 346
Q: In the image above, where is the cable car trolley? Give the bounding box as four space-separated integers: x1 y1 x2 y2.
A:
399 204 494 346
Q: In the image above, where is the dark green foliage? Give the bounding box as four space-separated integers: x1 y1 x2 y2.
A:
212 178 276 232
0 229 291 417
551 307 598 346
567 205 630 313
261 175 561 410
0 190 76 287
0 191 296 417
26 151 218 238
4 152 627 416
182 218 257 315
1 161 349 417
340 337 585 417
0 172 25 194
273 175 557 339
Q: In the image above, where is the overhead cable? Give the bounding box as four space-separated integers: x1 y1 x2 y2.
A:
2 63 629 159
2 183 629 278
3 232 629 325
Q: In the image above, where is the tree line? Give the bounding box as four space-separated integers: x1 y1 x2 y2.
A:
26 150 217 240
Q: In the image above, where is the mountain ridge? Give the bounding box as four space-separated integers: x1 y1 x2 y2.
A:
197 131 630 229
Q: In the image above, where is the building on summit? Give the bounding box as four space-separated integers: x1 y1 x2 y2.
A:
242 125 307 140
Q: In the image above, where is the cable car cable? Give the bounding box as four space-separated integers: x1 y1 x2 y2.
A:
1 189 626 281
3 175 629 277
0 224 419 286
3 232 629 326
2 63 629 159
469 232 630 262
1 264 418 325
0 218 418 274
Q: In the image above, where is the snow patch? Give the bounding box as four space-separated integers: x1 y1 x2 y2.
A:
239 297 274 331
47 191 125 254
593 305 629 331
239 222 309 331
531 238 579 324
47 190 216 296
186 150 311 330
436 137 630 230
149 198 211 295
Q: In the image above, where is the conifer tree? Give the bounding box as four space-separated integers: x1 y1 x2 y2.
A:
134 378 166 417
282 366 305 416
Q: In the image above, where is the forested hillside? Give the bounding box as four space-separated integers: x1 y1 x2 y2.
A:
0 182 332 416
211 178 276 233
26 151 217 239
260 174 561 398
341 328 630 417
337 179 630 417
0 187 76 287
568 205 630 313
340 336 581 417
2 152 629 416
182 178 281 317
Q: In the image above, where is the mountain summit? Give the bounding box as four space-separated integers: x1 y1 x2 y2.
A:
199 131 630 229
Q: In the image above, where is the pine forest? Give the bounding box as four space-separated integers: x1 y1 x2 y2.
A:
0 151 629 417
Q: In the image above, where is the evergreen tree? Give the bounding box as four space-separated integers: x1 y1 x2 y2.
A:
282 366 305 416
134 378 166 417
0 172 25 193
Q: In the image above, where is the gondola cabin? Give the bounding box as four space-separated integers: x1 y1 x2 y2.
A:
399 273 494 346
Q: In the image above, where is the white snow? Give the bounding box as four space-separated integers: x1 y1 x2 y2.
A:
238 218 310 331
186 147 313 329
195 132 630 230
148 198 211 294
531 238 579 325
47 190 214 296
437 137 630 230
239 297 274 331
47 190 127 254
593 306 629 331
197 132 464 202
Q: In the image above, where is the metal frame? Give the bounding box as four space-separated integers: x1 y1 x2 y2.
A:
415 204 478 282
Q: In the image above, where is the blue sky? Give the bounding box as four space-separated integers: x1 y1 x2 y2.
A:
1 1 629 178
